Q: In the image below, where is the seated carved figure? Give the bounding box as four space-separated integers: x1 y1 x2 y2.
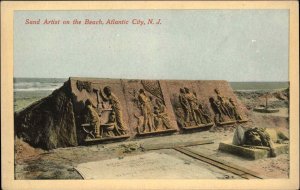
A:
82 99 127 139
101 111 124 137
82 99 102 138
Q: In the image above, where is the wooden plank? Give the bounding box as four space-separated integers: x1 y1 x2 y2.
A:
136 129 177 137
237 119 249 123
174 147 248 178
174 147 263 179
218 121 236 125
84 135 130 142
180 147 263 178
183 147 262 177
182 123 214 130
142 140 214 151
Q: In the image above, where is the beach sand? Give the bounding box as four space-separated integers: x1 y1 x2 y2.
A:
14 86 289 179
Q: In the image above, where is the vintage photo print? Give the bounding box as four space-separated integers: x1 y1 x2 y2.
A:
1 1 299 190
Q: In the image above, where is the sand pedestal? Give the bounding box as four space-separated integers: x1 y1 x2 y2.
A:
218 142 288 160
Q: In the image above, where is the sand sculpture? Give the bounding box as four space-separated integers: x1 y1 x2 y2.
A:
218 125 289 159
15 78 248 150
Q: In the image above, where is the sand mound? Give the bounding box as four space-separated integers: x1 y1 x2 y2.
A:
15 78 247 150
15 138 45 163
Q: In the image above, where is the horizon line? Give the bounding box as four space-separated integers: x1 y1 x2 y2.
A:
12 77 289 83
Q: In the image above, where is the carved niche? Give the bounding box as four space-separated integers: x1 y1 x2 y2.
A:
209 88 247 125
128 80 176 135
79 83 129 142
173 87 214 130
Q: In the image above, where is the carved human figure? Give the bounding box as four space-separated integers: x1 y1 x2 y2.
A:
195 103 212 124
223 99 235 119
214 89 231 117
155 99 166 113
153 99 171 130
209 97 224 123
244 127 276 157
84 99 101 138
178 88 191 123
184 87 199 124
102 111 124 137
137 89 155 132
228 98 242 120
77 80 92 93
100 86 127 135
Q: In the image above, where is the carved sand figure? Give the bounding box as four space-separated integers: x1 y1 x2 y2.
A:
83 99 101 138
195 103 212 124
184 87 199 125
214 88 231 118
178 88 191 123
153 107 164 130
101 111 124 137
100 86 127 135
228 98 242 120
153 99 171 130
223 99 235 119
76 80 92 93
209 97 224 123
177 87 213 128
244 127 276 157
137 89 155 132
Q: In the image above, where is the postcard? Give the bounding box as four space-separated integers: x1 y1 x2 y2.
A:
1 1 299 190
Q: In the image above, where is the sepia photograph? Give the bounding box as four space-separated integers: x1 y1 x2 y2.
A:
1 1 299 190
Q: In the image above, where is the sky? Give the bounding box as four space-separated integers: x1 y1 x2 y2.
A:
14 10 289 81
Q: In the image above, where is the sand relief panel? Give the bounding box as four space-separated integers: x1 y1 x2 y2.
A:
124 80 178 136
14 78 252 150
209 88 247 125
168 81 214 130
168 81 248 129
70 79 130 143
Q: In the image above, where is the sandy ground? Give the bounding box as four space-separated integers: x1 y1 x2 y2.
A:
14 88 289 179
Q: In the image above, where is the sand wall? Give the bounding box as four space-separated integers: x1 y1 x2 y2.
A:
15 78 248 149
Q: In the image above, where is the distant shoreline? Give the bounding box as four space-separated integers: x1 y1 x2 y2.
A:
13 78 289 91
230 82 288 91
13 79 289 112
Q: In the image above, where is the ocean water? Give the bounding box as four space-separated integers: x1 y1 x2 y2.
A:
14 78 66 111
13 78 289 111
230 82 289 91
14 78 67 92
14 78 289 92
